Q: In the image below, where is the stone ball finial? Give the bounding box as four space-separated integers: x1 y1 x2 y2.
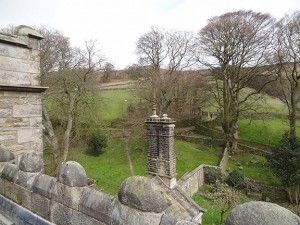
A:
150 104 159 118
58 161 88 187
118 176 170 213
226 201 300 225
19 151 43 172
0 147 15 162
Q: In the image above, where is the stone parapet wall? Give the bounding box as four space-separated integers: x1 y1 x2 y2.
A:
0 150 198 225
0 26 46 162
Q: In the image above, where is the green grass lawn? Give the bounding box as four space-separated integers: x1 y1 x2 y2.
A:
98 90 138 123
205 87 288 115
228 152 280 187
67 139 222 195
238 118 300 145
175 140 222 178
193 185 251 225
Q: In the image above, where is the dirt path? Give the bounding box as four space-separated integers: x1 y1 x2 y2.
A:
124 131 135 176
97 80 138 90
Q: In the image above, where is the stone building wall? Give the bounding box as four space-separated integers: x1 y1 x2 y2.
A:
0 26 46 162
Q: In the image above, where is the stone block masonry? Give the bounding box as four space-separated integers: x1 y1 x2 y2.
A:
0 26 46 162
0 150 200 225
145 108 177 188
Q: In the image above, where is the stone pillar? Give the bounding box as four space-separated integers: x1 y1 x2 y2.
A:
145 106 176 188
0 25 46 163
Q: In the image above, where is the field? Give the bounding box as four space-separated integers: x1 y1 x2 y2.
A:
44 85 294 224
68 137 222 195
56 88 290 191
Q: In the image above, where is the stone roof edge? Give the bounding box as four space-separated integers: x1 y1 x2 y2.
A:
0 32 29 48
0 85 48 93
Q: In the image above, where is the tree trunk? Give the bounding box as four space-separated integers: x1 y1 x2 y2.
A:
288 188 294 204
61 94 76 165
42 105 60 174
295 185 299 205
222 76 231 153
231 120 239 153
290 88 297 140
231 100 239 154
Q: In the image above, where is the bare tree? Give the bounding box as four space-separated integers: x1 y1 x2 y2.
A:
135 26 198 114
0 24 105 173
0 24 16 34
208 180 240 224
197 10 277 153
276 11 300 140
102 62 114 82
38 26 104 173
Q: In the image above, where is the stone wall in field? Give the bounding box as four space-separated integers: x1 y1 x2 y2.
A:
177 164 223 197
0 26 46 162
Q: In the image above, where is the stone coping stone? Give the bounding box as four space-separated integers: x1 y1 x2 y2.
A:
58 161 88 187
160 214 180 225
0 148 15 163
226 201 300 225
79 188 115 224
15 170 40 190
118 176 170 213
1 164 19 182
52 182 86 210
110 200 163 225
32 174 56 198
19 151 43 173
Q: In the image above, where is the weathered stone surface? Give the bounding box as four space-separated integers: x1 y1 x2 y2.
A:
0 131 16 142
118 176 170 213
16 25 43 40
0 147 15 162
160 214 180 225
19 151 43 172
50 201 106 225
0 193 54 225
15 170 39 189
52 182 85 210
3 180 22 204
0 109 11 117
226 201 300 225
32 174 56 198
13 104 41 118
111 200 163 225
79 188 115 224
31 192 51 219
1 163 18 182
0 44 40 61
29 117 42 127
146 114 176 188
58 161 88 187
0 55 40 74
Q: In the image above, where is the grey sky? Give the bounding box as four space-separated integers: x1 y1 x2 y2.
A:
1 0 300 69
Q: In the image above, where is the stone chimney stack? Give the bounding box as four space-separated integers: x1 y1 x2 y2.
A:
145 105 176 188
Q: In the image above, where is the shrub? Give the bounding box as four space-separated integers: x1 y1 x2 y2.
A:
87 131 107 156
226 169 245 188
266 132 300 204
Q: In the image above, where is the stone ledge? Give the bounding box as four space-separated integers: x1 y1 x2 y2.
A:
0 33 29 49
0 85 47 93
